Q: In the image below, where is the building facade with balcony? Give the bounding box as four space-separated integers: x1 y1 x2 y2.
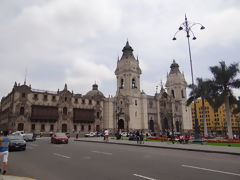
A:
0 42 192 135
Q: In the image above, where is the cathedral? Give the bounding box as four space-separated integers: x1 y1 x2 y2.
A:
0 41 192 135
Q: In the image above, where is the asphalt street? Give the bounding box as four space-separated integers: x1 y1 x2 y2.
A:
7 137 240 180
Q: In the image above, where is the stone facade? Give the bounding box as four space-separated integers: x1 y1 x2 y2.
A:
0 41 192 135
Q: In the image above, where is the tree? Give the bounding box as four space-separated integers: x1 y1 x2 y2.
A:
209 61 240 139
187 78 211 137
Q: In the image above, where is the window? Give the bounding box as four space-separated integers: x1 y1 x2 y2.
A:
82 99 85 104
81 125 84 131
97 101 100 105
97 112 100 118
149 101 153 108
75 98 78 103
171 90 175 98
41 124 45 132
31 124 35 131
88 125 91 131
52 96 56 101
63 107 67 115
181 89 185 98
135 100 137 106
120 79 124 89
50 124 54 131
132 78 136 88
65 97 67 102
20 107 24 115
22 93 25 98
89 100 92 105
44 95 48 100
34 94 38 100
74 125 77 131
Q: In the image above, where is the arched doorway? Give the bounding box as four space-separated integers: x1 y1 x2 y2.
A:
96 125 100 132
62 124 67 132
118 119 124 130
18 123 24 131
150 120 154 132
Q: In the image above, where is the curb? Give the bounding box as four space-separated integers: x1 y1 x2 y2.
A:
74 139 240 156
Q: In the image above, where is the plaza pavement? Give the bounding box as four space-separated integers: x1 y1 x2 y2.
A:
75 136 240 155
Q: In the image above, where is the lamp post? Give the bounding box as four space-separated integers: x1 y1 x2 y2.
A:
173 15 205 142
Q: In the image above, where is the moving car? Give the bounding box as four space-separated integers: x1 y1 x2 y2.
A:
8 134 26 151
23 133 36 141
51 133 68 144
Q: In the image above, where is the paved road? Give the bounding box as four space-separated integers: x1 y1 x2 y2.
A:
7 138 240 180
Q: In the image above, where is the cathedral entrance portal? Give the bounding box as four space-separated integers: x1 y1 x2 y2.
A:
62 124 67 132
118 119 124 130
150 120 154 132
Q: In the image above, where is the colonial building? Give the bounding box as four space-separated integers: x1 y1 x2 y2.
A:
0 41 192 134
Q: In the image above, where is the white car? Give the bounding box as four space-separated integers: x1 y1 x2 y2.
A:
121 132 128 137
12 131 25 136
84 132 97 137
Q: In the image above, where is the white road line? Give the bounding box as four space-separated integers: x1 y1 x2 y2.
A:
29 144 38 147
182 164 240 177
91 150 112 155
53 153 71 159
133 174 157 180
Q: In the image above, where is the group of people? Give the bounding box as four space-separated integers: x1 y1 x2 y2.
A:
166 130 190 144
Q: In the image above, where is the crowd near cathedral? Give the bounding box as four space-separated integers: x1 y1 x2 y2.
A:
0 41 192 135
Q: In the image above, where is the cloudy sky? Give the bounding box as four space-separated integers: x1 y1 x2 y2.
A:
0 0 240 99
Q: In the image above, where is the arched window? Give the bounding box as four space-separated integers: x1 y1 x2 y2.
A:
20 107 24 115
132 78 136 88
63 107 67 115
171 90 175 98
181 89 185 98
120 79 124 89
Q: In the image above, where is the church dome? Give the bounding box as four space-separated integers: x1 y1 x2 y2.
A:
84 83 105 99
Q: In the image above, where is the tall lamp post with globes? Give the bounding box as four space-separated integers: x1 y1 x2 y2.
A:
172 14 205 142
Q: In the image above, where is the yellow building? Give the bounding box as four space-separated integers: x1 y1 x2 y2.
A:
191 99 240 135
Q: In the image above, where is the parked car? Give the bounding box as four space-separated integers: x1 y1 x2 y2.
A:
51 133 68 144
121 132 128 137
8 134 26 151
23 133 36 141
84 132 97 137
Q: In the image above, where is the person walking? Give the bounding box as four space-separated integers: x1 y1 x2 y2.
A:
104 129 109 142
0 130 10 175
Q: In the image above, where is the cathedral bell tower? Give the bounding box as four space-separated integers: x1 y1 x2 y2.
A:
165 60 192 133
114 41 147 132
115 41 142 95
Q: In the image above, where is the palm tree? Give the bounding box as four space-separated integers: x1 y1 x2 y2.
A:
187 78 211 137
209 61 240 139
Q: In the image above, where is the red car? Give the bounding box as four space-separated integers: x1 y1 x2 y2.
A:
51 133 68 144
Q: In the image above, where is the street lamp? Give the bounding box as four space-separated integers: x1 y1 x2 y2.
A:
173 14 205 142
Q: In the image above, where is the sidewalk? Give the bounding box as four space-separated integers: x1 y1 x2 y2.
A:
0 175 35 180
75 137 240 155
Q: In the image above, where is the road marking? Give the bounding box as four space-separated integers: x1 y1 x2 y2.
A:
29 144 38 147
53 153 71 159
133 174 157 180
91 150 112 155
182 164 240 177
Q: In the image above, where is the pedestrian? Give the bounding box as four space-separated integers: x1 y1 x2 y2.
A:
140 131 144 144
76 133 79 139
0 130 10 175
136 130 140 144
104 129 109 142
146 133 148 141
